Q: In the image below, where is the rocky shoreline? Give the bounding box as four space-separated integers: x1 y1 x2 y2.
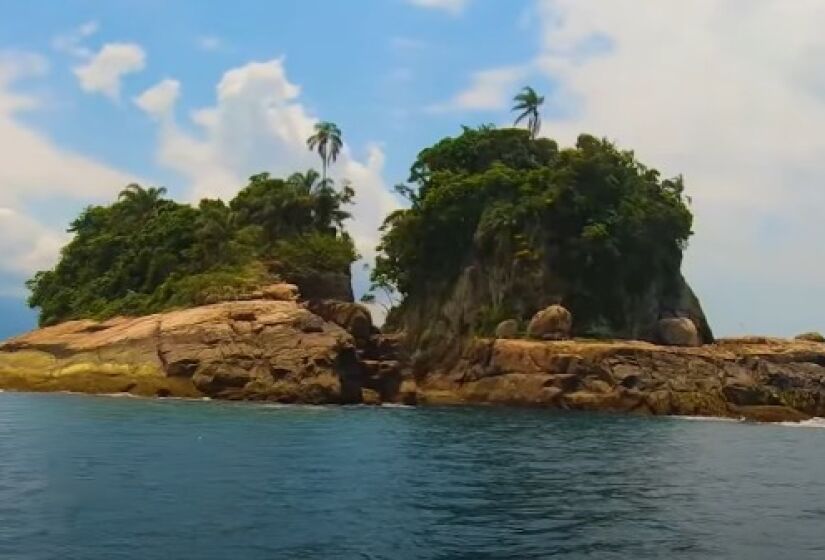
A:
1 295 824 423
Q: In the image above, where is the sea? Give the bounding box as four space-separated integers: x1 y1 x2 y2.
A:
0 391 823 559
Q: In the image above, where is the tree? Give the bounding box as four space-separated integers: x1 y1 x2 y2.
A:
306 121 343 183
287 169 322 195
27 169 358 326
372 126 694 334
117 183 169 219
511 86 544 139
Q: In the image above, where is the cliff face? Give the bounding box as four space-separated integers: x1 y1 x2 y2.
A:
391 249 712 371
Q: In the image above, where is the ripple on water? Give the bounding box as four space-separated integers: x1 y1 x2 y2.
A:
0 392 823 560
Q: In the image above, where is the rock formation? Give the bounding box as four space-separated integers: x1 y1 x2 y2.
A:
494 320 519 339
527 305 573 341
0 297 402 404
3 295 824 423
413 336 825 422
657 317 701 347
796 332 825 343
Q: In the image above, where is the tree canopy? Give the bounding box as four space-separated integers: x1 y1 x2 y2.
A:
27 173 357 326
372 126 694 332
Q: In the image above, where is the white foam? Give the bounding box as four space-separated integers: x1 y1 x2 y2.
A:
671 415 744 423
777 417 825 429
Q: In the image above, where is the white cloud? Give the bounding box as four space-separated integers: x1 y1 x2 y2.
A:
407 0 469 15
0 207 68 275
196 36 225 52
522 0 825 336
0 51 138 288
135 58 400 278
52 20 98 58
134 79 180 120
73 42 146 100
428 64 530 112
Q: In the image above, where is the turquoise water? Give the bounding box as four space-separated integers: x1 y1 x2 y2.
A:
0 392 823 559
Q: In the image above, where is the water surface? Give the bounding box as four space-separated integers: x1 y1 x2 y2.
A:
0 392 823 559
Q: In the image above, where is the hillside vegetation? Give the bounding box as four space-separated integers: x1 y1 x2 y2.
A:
27 172 356 326
372 126 707 346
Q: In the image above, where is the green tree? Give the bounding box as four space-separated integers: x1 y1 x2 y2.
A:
27 168 358 326
117 184 169 220
287 169 322 195
306 121 343 183
373 126 693 333
511 86 544 139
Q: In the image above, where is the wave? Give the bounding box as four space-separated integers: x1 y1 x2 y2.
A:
777 417 825 429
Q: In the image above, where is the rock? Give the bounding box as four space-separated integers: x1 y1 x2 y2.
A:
261 283 300 301
527 305 572 341
361 388 382 405
307 300 373 343
412 336 825 420
732 405 811 423
368 333 406 361
494 319 519 339
795 332 825 343
658 317 700 347
0 301 358 403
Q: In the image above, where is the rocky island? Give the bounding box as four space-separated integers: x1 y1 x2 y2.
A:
2 127 823 422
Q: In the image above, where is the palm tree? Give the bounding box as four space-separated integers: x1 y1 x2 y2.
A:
117 184 168 219
306 121 343 183
511 86 544 139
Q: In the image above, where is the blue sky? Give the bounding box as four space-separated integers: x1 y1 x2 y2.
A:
1 0 824 340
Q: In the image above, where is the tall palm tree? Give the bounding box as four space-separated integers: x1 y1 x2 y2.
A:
306 121 343 183
511 86 544 139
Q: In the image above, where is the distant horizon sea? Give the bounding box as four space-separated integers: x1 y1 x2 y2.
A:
1 391 823 559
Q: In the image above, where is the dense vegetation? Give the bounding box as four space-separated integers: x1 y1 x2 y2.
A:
372 126 694 333
27 172 356 326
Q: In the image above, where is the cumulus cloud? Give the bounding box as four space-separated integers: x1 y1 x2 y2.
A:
0 51 138 290
73 42 146 100
135 57 400 290
406 0 469 15
429 64 531 112
528 0 825 335
0 207 68 276
431 0 825 335
134 79 180 120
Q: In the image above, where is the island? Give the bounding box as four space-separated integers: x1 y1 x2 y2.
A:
2 124 823 423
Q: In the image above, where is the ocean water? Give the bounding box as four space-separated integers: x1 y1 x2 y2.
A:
0 392 823 560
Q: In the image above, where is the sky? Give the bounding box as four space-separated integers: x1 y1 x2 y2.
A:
1 0 824 340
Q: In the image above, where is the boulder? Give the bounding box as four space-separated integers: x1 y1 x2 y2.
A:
527 305 572 340
657 317 700 347
494 319 519 339
795 331 825 343
261 283 300 302
307 300 373 343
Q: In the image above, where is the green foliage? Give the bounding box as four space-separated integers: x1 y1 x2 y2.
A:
271 232 358 280
373 126 694 330
27 175 356 326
